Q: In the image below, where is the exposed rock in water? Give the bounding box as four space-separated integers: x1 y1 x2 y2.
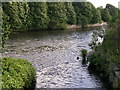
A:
65 62 69 64
77 57 79 60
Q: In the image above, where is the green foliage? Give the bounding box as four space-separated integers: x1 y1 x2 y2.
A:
2 12 10 48
2 57 36 89
105 4 119 26
98 4 119 23
2 2 118 31
17 2 29 29
106 4 118 18
1 5 10 48
88 26 120 88
72 6 81 24
2 2 119 31
2 2 22 29
64 2 76 24
81 49 87 64
48 20 67 30
97 6 104 12
101 8 111 22
28 2 49 30
73 2 99 27
2 2 29 30
90 9 102 24
81 49 87 58
47 2 67 23
80 15 88 28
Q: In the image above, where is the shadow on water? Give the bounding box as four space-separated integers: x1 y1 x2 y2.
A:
81 58 108 88
88 66 112 88
82 59 87 65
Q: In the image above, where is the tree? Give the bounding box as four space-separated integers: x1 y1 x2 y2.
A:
28 2 49 30
73 6 82 24
17 2 29 29
80 15 88 28
2 2 22 29
1 6 10 48
64 2 76 24
90 9 102 24
47 2 67 23
101 8 111 22
106 4 118 18
106 4 119 24
97 6 104 12
2 2 29 30
72 2 95 25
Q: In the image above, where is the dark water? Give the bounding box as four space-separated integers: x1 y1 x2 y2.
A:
3 27 106 88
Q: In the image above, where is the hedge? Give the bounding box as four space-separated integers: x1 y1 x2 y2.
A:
1 57 36 90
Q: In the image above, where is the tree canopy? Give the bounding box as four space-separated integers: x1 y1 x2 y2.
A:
47 2 67 23
2 2 119 31
28 2 49 30
65 2 76 24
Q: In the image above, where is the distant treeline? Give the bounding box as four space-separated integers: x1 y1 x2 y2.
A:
1 2 120 47
2 2 119 30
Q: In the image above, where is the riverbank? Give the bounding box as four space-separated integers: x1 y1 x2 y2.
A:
10 22 107 33
67 22 107 29
87 26 120 88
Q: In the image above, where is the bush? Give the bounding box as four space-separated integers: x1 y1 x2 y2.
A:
48 20 67 30
1 57 36 89
87 27 120 88
81 49 87 64
81 49 87 59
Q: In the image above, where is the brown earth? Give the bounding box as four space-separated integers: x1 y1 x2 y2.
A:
67 22 107 29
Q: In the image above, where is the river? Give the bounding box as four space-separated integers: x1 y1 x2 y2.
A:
3 26 106 88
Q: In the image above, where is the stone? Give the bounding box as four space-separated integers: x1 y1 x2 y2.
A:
109 73 114 83
77 57 79 60
111 64 119 71
115 71 120 79
51 82 57 85
113 77 119 88
65 62 69 64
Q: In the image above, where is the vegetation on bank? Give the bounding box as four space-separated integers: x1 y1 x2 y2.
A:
1 57 36 89
1 6 36 90
87 13 120 88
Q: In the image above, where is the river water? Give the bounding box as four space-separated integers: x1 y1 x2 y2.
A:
3 27 106 88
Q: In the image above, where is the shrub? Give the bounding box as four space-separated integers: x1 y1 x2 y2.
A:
1 57 36 89
81 49 87 61
87 27 120 88
48 20 67 30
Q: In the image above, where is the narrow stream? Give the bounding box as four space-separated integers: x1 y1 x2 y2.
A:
3 27 106 88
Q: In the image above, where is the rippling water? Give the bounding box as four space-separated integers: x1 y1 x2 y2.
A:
3 27 106 88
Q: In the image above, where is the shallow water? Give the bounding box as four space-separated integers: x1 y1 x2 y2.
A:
3 27 106 88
